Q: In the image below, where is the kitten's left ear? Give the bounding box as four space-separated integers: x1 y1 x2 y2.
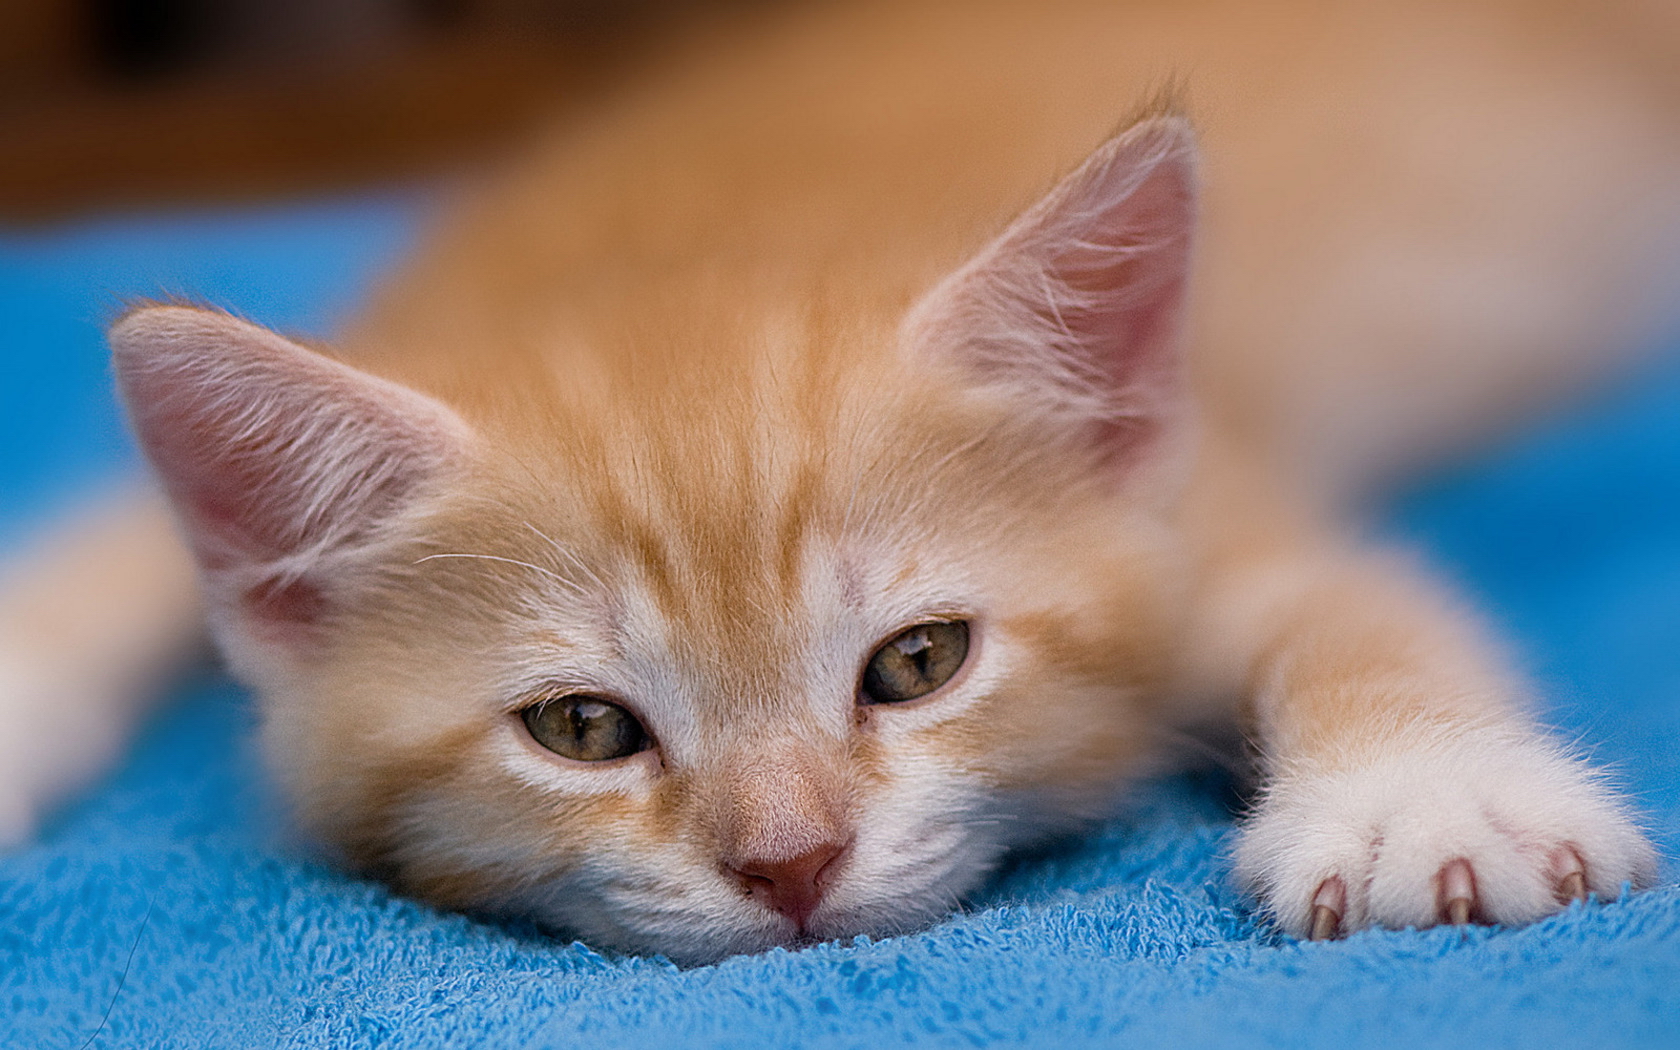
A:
111 305 472 651
903 115 1197 481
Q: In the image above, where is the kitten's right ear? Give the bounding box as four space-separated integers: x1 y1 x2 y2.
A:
111 305 472 637
903 115 1197 484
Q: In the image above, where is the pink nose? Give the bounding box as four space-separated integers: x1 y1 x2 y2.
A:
729 839 849 927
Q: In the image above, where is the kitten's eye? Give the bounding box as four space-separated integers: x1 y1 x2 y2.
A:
521 695 650 762
860 620 970 704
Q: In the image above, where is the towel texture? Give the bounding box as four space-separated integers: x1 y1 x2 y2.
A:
1 198 1676 1049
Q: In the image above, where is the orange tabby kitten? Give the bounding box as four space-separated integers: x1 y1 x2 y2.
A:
2 0 1675 962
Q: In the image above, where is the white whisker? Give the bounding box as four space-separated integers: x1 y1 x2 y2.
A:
522 521 608 591
413 552 579 592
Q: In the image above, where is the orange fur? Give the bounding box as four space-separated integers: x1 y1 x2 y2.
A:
2 0 1674 960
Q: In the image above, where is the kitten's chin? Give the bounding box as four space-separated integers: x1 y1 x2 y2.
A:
645 843 1007 964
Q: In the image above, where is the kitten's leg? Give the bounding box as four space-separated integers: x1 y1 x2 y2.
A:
1211 547 1657 938
0 491 202 845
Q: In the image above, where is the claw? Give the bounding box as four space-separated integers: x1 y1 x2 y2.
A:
1308 877 1345 941
1309 905 1339 941
1556 871 1587 904
1437 858 1477 926
1446 896 1472 926
1552 847 1588 904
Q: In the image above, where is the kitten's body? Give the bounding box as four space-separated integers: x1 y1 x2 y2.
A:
3 0 1676 962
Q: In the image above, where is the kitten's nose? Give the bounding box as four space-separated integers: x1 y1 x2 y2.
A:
729 838 850 927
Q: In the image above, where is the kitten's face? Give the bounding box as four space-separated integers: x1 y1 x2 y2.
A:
113 115 1196 963
268 344 1185 963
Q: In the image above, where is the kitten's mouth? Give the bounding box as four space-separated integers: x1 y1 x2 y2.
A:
768 913 858 952
759 899 852 947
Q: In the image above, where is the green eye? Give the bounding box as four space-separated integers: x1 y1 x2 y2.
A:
860 620 970 704
521 695 650 762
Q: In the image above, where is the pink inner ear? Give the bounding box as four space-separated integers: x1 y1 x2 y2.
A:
905 116 1197 469
241 575 329 627
1043 147 1194 465
111 306 467 627
1043 140 1194 399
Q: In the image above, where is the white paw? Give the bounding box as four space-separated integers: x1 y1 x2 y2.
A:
1234 726 1658 938
0 782 33 848
0 651 52 847
0 646 132 849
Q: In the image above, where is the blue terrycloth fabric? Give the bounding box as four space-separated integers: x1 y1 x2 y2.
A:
1 197 1676 1050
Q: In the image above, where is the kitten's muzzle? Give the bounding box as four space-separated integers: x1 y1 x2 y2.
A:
713 744 853 931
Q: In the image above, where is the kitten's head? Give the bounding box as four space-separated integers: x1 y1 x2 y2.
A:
112 116 1197 963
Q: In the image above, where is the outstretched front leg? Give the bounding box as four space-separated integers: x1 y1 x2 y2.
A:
1196 513 1656 938
0 492 202 845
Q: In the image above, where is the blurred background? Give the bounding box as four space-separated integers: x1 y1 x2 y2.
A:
0 0 755 221
0 0 760 525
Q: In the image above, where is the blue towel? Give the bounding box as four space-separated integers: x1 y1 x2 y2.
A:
1 197 1676 1049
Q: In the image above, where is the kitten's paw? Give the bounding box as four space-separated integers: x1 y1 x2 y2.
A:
1234 728 1658 939
0 652 50 847
0 785 33 848
0 646 130 849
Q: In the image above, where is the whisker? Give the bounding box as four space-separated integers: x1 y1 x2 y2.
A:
522 521 608 591
413 552 581 593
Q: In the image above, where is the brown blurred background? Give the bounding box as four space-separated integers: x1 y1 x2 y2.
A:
5 1 1675 225
0 0 749 222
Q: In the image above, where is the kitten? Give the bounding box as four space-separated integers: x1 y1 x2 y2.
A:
2 0 1675 964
